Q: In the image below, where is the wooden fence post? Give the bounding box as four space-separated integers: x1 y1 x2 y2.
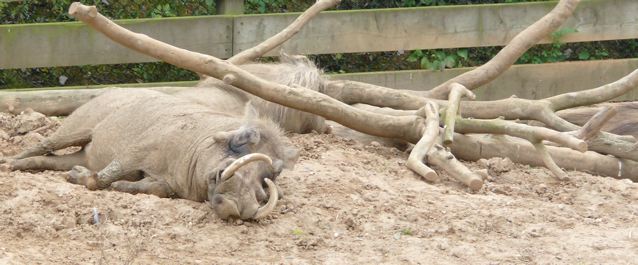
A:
216 0 245 15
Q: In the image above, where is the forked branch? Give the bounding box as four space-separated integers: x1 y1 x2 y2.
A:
443 83 475 146
67 2 426 143
573 106 617 141
451 133 638 182
228 0 341 65
406 102 440 182
323 70 638 161
425 0 581 99
533 142 568 180
428 144 484 191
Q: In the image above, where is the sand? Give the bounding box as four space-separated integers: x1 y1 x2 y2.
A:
0 111 637 264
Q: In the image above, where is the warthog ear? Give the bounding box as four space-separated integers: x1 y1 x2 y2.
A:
229 126 260 155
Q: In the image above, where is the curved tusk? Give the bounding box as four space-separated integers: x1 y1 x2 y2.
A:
221 153 273 181
253 178 279 219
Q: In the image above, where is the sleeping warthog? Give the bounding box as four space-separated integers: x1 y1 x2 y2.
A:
179 53 330 134
6 89 298 220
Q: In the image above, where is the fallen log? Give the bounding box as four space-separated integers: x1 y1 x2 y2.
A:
451 133 638 182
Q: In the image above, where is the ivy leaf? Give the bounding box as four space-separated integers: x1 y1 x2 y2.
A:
205 0 215 9
444 55 457 68
578 51 590 60
258 1 267 13
420 57 431 69
407 50 423 63
456 49 469 60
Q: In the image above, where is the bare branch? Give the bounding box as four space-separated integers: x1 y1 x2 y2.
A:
0 87 185 116
323 80 429 109
451 133 638 182
406 102 440 182
533 142 568 180
454 118 587 152
228 0 341 65
325 70 638 161
428 144 484 191
67 2 427 143
547 69 638 111
574 106 617 141
443 83 475 146
425 0 581 99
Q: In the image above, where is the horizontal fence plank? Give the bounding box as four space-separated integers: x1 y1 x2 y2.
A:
0 16 233 69
2 0 637 69
234 0 638 56
335 59 638 101
5 59 638 102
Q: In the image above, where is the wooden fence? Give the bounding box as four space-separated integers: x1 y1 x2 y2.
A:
1 0 637 100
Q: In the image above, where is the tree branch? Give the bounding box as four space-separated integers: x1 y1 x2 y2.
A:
428 144 484 191
451 133 638 182
228 0 341 65
406 102 440 182
454 118 587 152
443 83 475 146
573 106 617 141
67 2 426 143
425 0 581 99
533 141 568 180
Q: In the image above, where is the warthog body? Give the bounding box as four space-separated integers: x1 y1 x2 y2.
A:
179 54 329 134
9 89 298 220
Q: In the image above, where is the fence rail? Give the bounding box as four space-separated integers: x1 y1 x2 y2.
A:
1 0 637 69
6 58 638 101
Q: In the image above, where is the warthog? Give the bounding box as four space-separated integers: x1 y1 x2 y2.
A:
6 89 298 220
178 53 330 134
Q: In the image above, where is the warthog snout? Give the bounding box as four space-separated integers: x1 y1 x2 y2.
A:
208 153 279 220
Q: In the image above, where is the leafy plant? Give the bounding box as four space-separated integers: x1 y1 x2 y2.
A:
407 49 470 71
291 228 304 236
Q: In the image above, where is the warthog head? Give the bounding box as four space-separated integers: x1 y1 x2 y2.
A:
205 105 298 220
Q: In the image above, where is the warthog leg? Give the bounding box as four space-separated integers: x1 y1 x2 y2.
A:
110 177 174 198
11 150 88 171
68 164 143 191
95 160 143 189
12 129 92 160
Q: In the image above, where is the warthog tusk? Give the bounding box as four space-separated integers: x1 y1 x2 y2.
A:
221 153 273 181
253 178 278 219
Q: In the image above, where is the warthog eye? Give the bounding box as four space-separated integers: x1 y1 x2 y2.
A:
228 127 260 155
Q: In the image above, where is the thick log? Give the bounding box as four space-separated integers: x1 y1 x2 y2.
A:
451 133 638 182
0 87 184 115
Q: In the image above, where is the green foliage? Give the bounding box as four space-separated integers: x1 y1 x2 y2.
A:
407 49 471 71
0 0 214 89
291 228 304 236
0 0 216 24
1 0 636 89
400 228 413 236
0 63 197 89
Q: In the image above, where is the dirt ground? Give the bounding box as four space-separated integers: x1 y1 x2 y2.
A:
0 111 637 265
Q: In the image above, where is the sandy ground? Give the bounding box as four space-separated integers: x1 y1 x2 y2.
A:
0 111 637 265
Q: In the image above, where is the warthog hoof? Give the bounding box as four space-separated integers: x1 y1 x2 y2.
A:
0 157 14 172
68 165 98 190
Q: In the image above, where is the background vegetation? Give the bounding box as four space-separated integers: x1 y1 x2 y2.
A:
1 0 636 89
